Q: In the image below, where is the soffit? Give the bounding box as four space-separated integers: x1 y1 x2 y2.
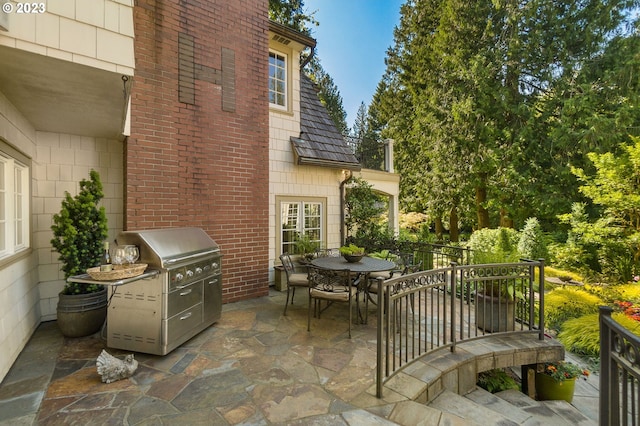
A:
0 46 130 139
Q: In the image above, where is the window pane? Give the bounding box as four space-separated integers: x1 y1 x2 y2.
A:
282 230 297 254
269 51 286 107
281 202 299 254
307 229 320 241
306 216 320 229
305 203 320 216
14 167 22 246
0 155 30 257
280 200 324 256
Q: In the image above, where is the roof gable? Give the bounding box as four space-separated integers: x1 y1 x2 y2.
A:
291 74 360 170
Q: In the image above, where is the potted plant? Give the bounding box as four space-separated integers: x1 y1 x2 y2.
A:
475 279 522 332
294 233 319 264
339 244 365 263
471 228 522 332
51 170 109 337
535 361 589 403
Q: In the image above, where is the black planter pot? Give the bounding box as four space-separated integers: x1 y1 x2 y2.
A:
56 287 108 337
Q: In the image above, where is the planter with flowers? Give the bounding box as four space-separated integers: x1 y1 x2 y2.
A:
535 361 589 403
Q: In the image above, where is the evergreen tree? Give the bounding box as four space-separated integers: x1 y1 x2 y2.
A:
371 0 640 235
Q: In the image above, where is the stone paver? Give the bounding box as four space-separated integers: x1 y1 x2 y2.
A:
0 288 599 425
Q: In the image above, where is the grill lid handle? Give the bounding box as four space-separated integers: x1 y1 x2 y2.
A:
164 249 220 265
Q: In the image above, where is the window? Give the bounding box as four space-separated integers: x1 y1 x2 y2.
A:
0 144 30 259
278 198 325 256
269 50 287 109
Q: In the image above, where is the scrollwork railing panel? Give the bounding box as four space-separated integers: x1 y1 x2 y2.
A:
376 260 544 398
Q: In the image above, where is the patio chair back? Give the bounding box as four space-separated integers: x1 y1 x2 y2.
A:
279 253 310 315
307 266 357 338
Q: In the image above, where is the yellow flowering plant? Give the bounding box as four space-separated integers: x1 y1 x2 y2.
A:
540 361 589 382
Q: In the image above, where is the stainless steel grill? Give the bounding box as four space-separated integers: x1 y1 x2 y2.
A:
106 227 223 355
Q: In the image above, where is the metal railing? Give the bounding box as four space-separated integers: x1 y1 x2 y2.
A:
345 136 387 171
361 242 472 269
412 242 472 269
600 306 640 426
375 260 545 397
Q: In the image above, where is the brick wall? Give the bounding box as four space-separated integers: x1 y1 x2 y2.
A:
129 0 269 302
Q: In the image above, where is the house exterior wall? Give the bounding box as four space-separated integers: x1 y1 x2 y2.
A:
128 0 270 302
0 0 132 381
0 0 134 74
0 90 39 383
0 92 124 382
268 39 345 281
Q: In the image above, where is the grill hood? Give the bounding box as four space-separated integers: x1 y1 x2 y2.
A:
117 227 220 269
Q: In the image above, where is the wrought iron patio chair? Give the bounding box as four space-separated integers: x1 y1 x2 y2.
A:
367 252 422 301
366 252 424 324
307 265 358 338
280 253 310 316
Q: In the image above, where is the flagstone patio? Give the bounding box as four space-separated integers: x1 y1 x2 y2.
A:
0 288 599 425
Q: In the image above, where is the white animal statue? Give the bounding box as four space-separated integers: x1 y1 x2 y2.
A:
96 349 138 383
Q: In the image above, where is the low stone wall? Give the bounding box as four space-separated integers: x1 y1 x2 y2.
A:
381 333 564 403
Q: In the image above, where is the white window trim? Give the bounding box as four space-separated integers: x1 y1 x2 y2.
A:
269 49 289 112
276 196 327 258
0 142 30 260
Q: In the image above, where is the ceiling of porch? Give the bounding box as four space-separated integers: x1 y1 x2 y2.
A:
0 46 131 140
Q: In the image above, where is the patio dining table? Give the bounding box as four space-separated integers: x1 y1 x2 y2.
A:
310 256 395 323
310 255 395 274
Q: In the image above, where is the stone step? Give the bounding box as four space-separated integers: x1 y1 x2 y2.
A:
495 389 596 426
426 387 597 426
464 387 535 424
429 390 519 425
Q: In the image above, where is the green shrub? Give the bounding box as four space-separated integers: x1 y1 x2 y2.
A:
399 211 429 233
477 369 520 393
544 287 603 330
517 217 548 260
558 312 640 357
468 227 520 264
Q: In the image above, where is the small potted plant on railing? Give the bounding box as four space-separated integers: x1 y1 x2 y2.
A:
339 244 365 263
535 361 589 403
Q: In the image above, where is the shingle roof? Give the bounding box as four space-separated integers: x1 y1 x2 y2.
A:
291 74 361 171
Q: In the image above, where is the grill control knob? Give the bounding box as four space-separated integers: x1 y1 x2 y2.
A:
195 267 203 274
175 273 184 282
186 269 194 278
212 262 219 269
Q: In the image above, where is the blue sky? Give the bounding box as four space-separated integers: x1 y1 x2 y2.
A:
304 0 405 130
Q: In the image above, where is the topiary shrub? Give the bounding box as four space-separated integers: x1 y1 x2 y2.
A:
517 217 548 260
544 287 603 331
558 312 640 357
51 170 108 294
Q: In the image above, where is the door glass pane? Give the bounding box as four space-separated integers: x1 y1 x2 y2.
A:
281 202 299 254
